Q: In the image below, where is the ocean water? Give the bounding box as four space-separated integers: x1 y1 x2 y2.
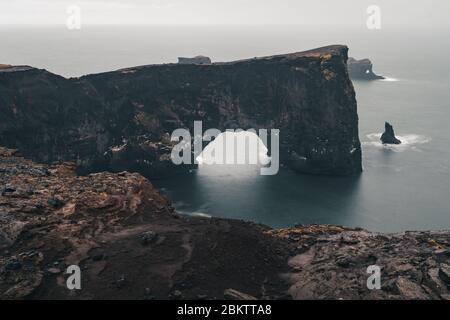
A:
1 25 449 232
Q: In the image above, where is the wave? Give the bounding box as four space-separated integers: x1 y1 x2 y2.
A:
192 212 212 218
175 209 212 219
379 77 400 82
363 132 430 152
186 212 212 218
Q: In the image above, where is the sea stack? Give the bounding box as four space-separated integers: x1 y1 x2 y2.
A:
178 55 211 65
381 122 401 144
347 58 384 80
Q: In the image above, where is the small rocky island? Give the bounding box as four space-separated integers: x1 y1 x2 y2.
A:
381 122 402 145
347 57 384 80
178 55 211 65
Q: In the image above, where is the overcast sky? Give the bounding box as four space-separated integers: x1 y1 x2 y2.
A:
0 0 449 27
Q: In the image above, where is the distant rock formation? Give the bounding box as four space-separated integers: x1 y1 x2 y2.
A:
178 55 211 65
381 122 401 144
347 57 384 80
0 65 33 73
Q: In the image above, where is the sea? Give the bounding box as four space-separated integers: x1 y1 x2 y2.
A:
1 24 449 232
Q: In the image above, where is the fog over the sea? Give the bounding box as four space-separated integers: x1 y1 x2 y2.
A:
0 0 449 27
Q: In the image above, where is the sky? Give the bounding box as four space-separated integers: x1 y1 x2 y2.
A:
0 0 449 27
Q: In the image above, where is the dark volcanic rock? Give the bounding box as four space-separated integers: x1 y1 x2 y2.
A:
0 45 361 177
139 231 158 246
0 147 289 299
439 264 450 285
178 56 211 65
1 147 450 300
347 57 384 80
381 122 402 145
268 225 450 300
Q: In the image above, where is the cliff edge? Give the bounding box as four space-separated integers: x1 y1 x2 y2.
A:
0 45 361 177
1 148 449 300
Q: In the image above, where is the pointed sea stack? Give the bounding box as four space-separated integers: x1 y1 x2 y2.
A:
381 122 401 145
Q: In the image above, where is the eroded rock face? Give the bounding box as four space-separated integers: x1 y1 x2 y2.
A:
348 57 384 80
1 148 450 300
381 122 401 145
269 225 450 300
0 45 361 177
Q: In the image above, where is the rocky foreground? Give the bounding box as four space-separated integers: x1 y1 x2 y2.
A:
1 147 450 300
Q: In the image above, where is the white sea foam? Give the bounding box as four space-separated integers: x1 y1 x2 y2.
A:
190 212 212 218
379 77 400 82
363 132 430 152
175 210 212 219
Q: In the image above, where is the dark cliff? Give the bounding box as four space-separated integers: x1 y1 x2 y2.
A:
0 45 361 177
